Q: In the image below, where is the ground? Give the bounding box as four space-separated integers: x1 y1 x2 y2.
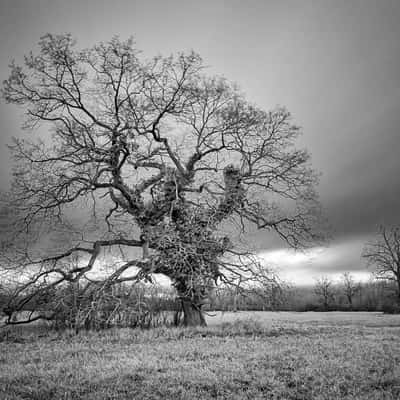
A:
1 312 399 399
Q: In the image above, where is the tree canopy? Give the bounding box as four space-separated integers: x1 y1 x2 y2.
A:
1 34 324 326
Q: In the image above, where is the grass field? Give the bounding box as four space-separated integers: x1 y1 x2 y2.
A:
1 311 399 399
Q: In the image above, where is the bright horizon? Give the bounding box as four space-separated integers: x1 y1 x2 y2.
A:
257 242 372 286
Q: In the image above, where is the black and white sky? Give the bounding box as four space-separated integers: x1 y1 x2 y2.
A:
0 0 399 285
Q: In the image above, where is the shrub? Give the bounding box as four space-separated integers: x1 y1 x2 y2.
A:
381 302 400 314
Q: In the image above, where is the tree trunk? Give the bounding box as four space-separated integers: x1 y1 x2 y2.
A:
347 295 353 310
181 299 206 327
397 278 400 305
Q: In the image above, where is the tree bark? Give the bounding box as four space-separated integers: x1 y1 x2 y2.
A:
181 300 206 327
347 295 353 310
397 280 400 305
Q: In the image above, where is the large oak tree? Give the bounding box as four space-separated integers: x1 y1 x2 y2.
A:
1 34 323 326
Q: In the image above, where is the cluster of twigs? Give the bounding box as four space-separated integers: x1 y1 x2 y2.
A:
1 282 180 331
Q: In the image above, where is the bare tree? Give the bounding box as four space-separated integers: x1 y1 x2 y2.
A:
363 227 400 303
341 272 360 309
0 34 324 327
314 276 335 310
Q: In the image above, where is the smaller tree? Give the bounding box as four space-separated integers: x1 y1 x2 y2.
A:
341 272 360 309
314 276 335 310
363 227 400 303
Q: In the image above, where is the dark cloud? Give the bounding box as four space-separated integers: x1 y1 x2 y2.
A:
320 100 400 238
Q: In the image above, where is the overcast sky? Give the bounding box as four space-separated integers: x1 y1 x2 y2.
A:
0 0 399 285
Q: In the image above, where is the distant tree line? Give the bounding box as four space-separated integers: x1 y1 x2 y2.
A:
208 274 399 313
294 276 399 313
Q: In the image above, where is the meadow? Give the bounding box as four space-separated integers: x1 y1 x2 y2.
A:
1 311 399 399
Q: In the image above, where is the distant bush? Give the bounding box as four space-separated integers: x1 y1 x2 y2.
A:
381 303 400 314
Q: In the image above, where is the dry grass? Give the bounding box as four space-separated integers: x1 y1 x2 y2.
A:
1 312 399 399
